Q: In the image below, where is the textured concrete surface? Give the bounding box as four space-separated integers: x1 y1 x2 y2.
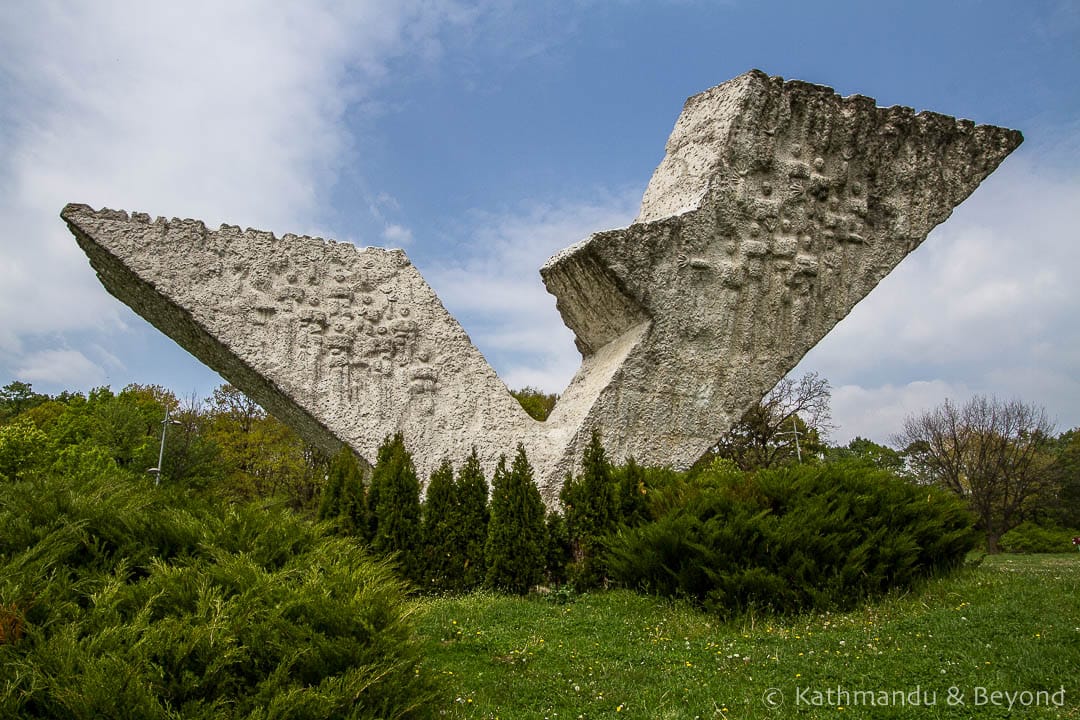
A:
63 70 1021 500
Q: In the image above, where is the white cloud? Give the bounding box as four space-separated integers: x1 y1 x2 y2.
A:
422 192 639 394
383 223 414 245
830 380 973 447
14 349 106 387
0 0 468 383
796 155 1080 441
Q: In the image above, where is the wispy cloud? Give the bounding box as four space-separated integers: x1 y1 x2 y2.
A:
797 156 1080 442
0 0 469 388
421 191 639 393
382 224 415 245
14 349 107 387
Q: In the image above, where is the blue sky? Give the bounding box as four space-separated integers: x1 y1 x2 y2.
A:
1 1 1077 445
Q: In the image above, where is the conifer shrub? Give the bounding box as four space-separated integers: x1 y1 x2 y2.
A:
559 428 617 588
0 469 439 718
615 457 650 529
421 458 458 593
485 445 546 595
419 450 491 594
544 510 572 586
318 445 368 538
454 448 490 591
606 461 976 616
367 433 423 585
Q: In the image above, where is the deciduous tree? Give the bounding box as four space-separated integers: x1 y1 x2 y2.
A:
896 396 1055 553
510 386 559 421
827 436 906 474
0 381 48 424
711 372 832 470
1048 428 1080 528
204 385 325 508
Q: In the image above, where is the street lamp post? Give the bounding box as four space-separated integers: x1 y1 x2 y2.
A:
147 404 183 485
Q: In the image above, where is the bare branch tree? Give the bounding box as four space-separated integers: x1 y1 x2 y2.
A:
896 396 1055 553
711 372 833 470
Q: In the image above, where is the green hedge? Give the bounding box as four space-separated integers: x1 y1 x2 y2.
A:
606 461 977 616
999 521 1079 553
0 463 438 719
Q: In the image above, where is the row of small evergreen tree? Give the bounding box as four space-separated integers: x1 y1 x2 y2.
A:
318 429 645 595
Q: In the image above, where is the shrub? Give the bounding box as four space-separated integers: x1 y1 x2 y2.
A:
0 470 439 719
999 521 1078 553
318 445 368 538
606 461 976 616
421 458 458 593
368 433 423 584
559 428 617 587
485 445 546 594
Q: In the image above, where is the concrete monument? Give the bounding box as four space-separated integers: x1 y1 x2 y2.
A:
63 70 1022 499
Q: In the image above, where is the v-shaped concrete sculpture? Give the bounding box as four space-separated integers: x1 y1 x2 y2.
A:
63 70 1021 500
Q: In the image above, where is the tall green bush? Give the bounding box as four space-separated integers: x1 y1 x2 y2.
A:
560 428 617 587
454 448 490 591
485 445 546 595
606 461 976 616
318 445 368 538
367 433 423 584
421 458 458 592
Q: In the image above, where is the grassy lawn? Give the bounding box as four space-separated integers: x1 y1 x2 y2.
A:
415 554 1080 718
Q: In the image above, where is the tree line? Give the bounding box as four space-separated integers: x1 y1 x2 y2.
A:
316 427 646 595
700 374 1079 553
2 375 1077 559
0 380 634 594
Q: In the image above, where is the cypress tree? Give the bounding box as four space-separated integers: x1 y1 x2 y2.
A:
616 456 650 528
318 445 367 537
421 458 457 593
544 510 572 586
560 427 617 587
368 432 423 584
455 447 490 591
485 445 545 595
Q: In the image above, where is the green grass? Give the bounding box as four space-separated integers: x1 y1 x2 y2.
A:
415 555 1080 718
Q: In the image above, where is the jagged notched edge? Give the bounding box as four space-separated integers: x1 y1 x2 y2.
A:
744 69 1020 137
59 203 411 260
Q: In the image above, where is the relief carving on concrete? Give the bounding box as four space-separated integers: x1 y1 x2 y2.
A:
63 70 1022 500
